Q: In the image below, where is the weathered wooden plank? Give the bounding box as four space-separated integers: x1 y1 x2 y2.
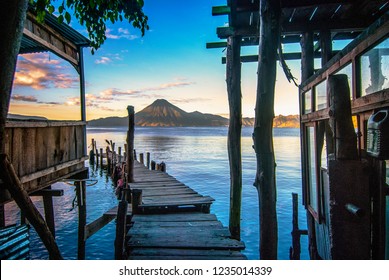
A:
128 236 245 250
130 221 224 229
129 248 246 257
129 227 231 237
132 213 218 222
85 214 115 241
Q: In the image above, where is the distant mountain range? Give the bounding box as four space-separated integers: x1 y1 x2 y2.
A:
87 99 300 128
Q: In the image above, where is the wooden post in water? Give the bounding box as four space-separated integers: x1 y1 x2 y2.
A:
115 198 128 260
146 152 150 169
160 162 166 172
100 148 103 167
118 147 122 163
253 0 280 259
132 189 142 214
43 185 55 237
133 149 137 161
290 193 301 260
127 106 135 183
106 147 111 172
89 138 95 165
151 160 156 170
75 180 87 260
139 153 144 165
226 33 243 241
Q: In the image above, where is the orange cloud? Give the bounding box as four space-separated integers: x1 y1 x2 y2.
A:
14 53 79 90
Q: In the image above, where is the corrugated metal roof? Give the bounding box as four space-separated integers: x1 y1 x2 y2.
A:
0 224 30 260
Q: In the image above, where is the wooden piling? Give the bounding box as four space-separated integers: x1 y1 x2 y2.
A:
89 138 95 165
290 193 301 260
106 147 111 172
139 153 144 165
160 162 166 172
115 199 128 260
151 160 156 170
226 34 243 241
131 189 142 214
43 185 55 237
253 0 281 260
146 152 151 169
127 106 135 183
76 180 87 260
118 147 122 162
100 148 103 166
134 149 137 161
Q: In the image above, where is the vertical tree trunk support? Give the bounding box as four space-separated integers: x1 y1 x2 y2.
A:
0 155 63 259
328 75 358 160
127 106 135 183
253 0 280 260
300 31 319 259
226 35 243 240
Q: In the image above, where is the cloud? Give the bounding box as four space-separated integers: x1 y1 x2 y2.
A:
170 98 212 104
106 28 139 40
95 56 112 64
11 94 38 102
14 53 78 90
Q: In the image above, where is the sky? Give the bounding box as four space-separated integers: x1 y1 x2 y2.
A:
9 0 302 121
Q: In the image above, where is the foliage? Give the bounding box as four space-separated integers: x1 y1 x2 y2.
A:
30 0 149 52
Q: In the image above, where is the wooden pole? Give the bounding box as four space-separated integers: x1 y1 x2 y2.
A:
160 162 166 172
118 147 122 163
89 138 95 165
100 148 103 167
151 160 156 170
127 106 135 183
253 0 280 260
328 74 358 160
146 152 150 169
114 199 128 260
134 149 137 161
300 31 319 259
0 155 63 259
131 189 142 214
290 193 301 260
139 153 144 165
226 35 242 240
43 185 56 237
76 180 87 260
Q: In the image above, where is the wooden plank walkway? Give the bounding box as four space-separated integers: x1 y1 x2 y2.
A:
125 162 246 260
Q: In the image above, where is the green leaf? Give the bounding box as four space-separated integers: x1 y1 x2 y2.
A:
58 5 64 14
58 14 64 24
65 11 71 24
48 5 55 14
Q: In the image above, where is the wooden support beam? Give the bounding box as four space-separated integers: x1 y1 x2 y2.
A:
76 180 87 260
115 199 128 260
85 214 115 241
226 35 242 241
320 29 333 66
30 189 64 197
42 186 55 237
253 0 280 260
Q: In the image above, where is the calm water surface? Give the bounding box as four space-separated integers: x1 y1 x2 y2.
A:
5 127 308 260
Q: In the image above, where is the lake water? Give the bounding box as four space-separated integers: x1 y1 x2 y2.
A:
5 126 308 260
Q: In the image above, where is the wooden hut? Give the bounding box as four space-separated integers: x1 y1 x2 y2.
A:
208 0 388 259
0 10 90 259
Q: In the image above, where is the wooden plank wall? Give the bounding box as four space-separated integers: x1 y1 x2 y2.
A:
2 121 87 203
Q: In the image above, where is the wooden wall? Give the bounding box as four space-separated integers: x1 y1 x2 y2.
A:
1 120 87 203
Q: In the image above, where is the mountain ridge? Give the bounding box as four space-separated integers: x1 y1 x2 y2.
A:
87 99 299 128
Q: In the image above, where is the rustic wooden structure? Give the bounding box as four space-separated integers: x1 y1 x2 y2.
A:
208 0 389 259
0 10 89 259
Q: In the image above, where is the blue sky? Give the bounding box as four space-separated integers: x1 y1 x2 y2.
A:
10 0 301 120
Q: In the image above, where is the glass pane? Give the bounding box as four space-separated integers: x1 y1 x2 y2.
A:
307 126 318 212
320 134 327 170
304 90 312 114
315 80 327 111
335 64 353 100
360 38 389 96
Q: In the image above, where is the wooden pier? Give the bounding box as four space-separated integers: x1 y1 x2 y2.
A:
115 161 246 260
